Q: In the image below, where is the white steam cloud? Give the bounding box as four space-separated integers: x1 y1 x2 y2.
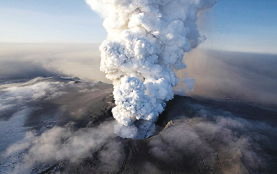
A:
2 121 116 174
86 0 216 138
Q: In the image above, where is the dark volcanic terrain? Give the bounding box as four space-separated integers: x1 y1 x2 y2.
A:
48 96 277 174
0 77 276 174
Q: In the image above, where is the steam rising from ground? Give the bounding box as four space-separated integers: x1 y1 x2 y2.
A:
3 122 116 174
3 101 276 174
86 0 216 138
0 77 98 117
1 78 276 174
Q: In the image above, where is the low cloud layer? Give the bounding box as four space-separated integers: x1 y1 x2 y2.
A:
1 44 276 108
0 77 100 121
150 116 273 174
0 43 107 83
0 44 276 173
177 49 277 108
3 121 116 174
2 92 276 174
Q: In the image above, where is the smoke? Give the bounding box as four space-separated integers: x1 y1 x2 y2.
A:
0 78 64 120
1 77 276 173
2 121 116 174
86 0 216 138
0 77 97 119
4 104 275 174
180 49 277 108
0 43 107 83
148 115 273 174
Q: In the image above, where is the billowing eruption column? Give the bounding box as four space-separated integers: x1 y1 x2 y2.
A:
86 0 216 139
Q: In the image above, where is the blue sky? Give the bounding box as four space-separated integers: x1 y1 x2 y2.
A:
0 0 276 53
204 0 277 53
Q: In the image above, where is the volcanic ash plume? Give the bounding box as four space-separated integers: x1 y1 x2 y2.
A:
86 0 216 138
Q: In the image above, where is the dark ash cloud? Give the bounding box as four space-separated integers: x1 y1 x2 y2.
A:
177 49 277 108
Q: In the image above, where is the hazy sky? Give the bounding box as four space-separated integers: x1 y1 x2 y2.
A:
0 0 276 54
